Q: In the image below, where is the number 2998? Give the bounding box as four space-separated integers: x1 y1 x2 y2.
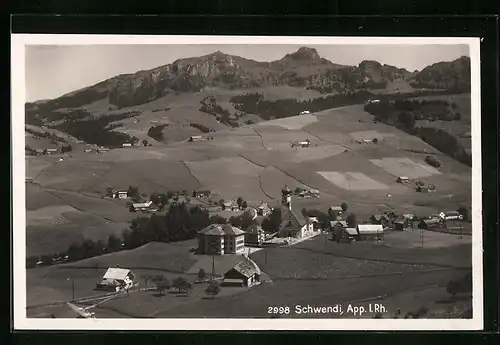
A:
268 306 290 315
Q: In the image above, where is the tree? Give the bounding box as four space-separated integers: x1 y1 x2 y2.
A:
262 208 282 233
197 268 206 282
457 206 471 222
127 185 140 200
241 200 248 209
236 197 244 209
219 199 225 206
209 215 227 224
172 276 191 293
346 213 357 227
153 274 170 296
414 180 425 192
142 139 148 147
341 202 348 212
372 137 378 144
105 187 114 198
294 187 302 194
205 280 221 299
107 234 121 252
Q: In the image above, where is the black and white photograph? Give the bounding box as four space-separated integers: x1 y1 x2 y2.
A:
11 35 482 330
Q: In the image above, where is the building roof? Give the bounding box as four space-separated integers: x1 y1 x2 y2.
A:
308 217 319 223
445 211 461 216
132 201 153 208
194 190 210 194
258 202 270 209
198 224 245 236
421 218 441 225
329 206 343 212
280 205 308 226
345 228 358 236
357 224 384 234
230 258 261 278
371 214 389 221
330 220 348 228
103 268 132 280
398 176 409 179
246 224 264 234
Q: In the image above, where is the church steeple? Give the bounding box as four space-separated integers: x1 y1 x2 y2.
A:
281 185 292 210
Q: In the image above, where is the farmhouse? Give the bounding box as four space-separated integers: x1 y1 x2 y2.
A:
369 214 391 226
223 200 239 211
223 257 261 287
188 135 203 142
97 147 110 152
357 224 384 241
394 215 413 231
197 224 246 255
277 187 313 239
131 200 153 212
418 218 445 230
257 202 272 217
245 224 265 245
292 139 311 148
122 143 132 148
46 148 58 154
328 206 344 219
193 190 211 198
397 176 410 183
299 110 310 115
84 148 92 153
95 268 135 292
440 211 464 221
113 190 128 199
334 227 359 243
308 189 320 198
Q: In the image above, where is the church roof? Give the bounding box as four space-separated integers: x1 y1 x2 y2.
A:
279 205 308 226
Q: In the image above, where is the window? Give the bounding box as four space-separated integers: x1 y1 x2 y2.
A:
287 221 293 227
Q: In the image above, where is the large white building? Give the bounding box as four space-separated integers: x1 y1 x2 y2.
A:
197 224 246 255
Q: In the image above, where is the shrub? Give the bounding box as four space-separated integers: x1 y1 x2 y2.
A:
425 155 442 168
205 280 221 299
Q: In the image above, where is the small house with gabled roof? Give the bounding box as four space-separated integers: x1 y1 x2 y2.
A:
223 257 261 287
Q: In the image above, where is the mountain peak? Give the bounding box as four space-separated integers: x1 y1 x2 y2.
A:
285 46 321 61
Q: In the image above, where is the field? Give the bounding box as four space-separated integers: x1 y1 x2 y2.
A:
369 157 442 179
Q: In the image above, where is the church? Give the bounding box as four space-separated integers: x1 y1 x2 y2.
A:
277 185 314 239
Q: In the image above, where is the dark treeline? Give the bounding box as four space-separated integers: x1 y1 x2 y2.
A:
147 124 168 142
189 123 211 133
55 111 139 148
199 96 239 128
230 89 460 121
25 127 66 143
364 99 472 167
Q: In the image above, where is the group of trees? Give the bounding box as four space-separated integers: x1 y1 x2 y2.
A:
147 124 168 142
189 123 211 133
55 111 139 148
425 155 442 168
145 271 221 299
199 96 239 128
364 99 471 167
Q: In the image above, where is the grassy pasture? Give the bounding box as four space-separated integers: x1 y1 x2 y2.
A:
256 127 319 151
257 114 319 130
185 156 268 202
26 157 54 179
25 183 65 210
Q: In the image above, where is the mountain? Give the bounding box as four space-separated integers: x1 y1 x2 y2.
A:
26 46 428 111
409 56 471 92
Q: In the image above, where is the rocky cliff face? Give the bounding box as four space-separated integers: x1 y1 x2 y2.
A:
26 48 469 112
410 56 470 92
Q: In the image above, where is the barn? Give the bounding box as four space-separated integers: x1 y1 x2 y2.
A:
223 258 261 287
357 224 384 241
95 268 135 292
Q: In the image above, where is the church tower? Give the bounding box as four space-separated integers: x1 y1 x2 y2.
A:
281 185 292 210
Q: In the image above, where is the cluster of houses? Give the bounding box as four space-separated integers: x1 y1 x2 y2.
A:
31 148 60 156
291 139 312 148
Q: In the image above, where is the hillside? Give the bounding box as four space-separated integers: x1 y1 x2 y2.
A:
24 48 471 152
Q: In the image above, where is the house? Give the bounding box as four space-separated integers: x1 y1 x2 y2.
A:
193 190 211 198
357 224 384 241
276 185 313 239
394 215 413 231
97 147 110 152
369 214 391 226
46 148 58 154
308 189 320 198
245 224 265 245
440 211 464 221
257 202 272 217
363 139 373 144
197 224 246 255
84 148 92 153
223 200 239 211
293 139 311 148
188 135 203 142
330 220 348 240
131 200 153 212
418 218 444 229
328 206 344 219
334 227 359 243
95 268 135 292
122 143 132 148
223 257 261 287
299 110 310 115
397 176 410 183
113 190 128 199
